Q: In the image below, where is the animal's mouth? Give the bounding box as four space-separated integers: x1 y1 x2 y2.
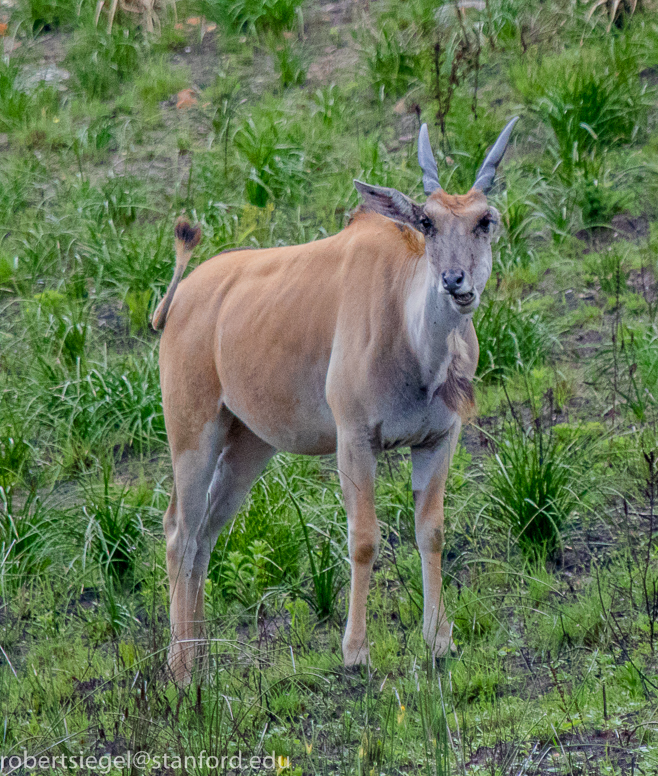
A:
451 290 475 307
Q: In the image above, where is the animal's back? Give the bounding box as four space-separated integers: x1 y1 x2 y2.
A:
160 214 425 454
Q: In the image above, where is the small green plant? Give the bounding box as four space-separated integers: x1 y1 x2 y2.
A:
124 288 153 333
514 42 649 183
487 420 589 561
0 60 59 131
364 23 420 99
82 471 146 584
453 585 497 643
495 182 539 270
538 183 581 244
24 290 90 369
66 29 144 101
222 539 277 607
19 0 79 31
134 59 189 109
578 163 629 227
290 494 344 620
594 323 658 423
233 113 305 207
584 247 629 295
475 297 550 381
202 0 303 34
0 491 51 591
271 39 306 89
312 84 342 128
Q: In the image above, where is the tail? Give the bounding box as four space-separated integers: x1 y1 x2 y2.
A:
152 219 202 332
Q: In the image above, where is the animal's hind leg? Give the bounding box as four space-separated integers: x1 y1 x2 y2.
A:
191 417 276 630
164 411 229 684
165 412 275 684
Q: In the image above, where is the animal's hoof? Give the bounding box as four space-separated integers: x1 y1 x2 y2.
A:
167 640 205 686
343 643 369 668
426 629 457 659
167 657 193 687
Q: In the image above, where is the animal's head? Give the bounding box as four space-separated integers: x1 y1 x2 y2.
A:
354 117 518 315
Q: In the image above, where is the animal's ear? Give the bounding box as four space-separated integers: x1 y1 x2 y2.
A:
353 180 424 228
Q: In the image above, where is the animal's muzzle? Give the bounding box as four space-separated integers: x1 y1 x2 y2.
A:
442 270 475 307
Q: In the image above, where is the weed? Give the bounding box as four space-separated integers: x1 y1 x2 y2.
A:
202 0 303 34
364 23 420 99
290 491 344 620
0 491 52 591
133 58 189 109
514 42 650 182
495 180 540 270
0 59 59 131
23 289 90 369
312 84 342 128
453 584 497 643
66 29 144 101
475 296 550 381
271 38 306 89
585 247 629 295
486 419 590 561
19 0 79 31
578 161 630 227
81 470 146 583
593 323 658 423
0 421 32 497
233 113 305 207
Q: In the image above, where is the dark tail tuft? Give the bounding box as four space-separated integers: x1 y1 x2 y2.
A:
174 220 202 249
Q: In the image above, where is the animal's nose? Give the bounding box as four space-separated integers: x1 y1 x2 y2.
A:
441 269 465 294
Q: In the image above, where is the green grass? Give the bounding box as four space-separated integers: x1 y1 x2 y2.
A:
1 0 658 773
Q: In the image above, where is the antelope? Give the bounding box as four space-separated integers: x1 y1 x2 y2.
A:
154 118 519 683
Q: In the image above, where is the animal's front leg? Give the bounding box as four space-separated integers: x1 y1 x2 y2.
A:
337 430 380 667
411 421 461 658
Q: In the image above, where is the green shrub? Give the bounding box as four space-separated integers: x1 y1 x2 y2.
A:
233 113 305 207
487 422 590 561
81 473 146 584
66 29 144 101
584 247 629 295
363 23 420 99
19 0 79 31
202 0 303 34
514 42 650 182
475 297 550 381
271 39 306 89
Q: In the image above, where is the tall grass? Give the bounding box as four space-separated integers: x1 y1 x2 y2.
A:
475 297 551 381
233 113 306 207
202 0 303 34
513 40 650 183
486 417 591 561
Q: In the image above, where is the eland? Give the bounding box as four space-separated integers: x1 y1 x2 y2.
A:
154 118 519 683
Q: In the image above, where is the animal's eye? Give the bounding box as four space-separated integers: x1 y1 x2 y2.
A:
476 212 495 233
419 215 433 233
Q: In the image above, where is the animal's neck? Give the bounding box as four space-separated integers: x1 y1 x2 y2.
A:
405 258 470 399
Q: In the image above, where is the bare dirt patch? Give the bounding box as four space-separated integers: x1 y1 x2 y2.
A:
576 214 650 253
